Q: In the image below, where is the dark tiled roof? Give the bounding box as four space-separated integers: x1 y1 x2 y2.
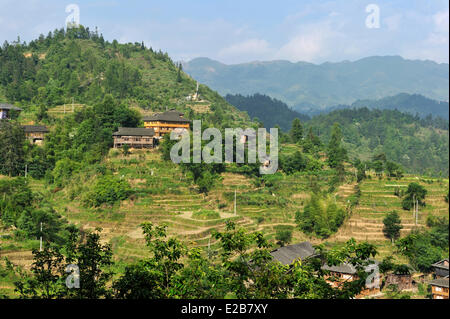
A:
0 103 22 111
432 259 449 270
322 260 380 275
429 277 449 288
322 263 357 274
143 110 191 123
270 242 317 265
22 125 49 133
113 127 155 137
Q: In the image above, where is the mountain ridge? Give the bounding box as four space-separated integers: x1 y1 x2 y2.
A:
183 56 449 110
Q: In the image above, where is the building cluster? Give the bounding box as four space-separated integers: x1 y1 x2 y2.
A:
112 110 191 149
1 103 191 150
270 242 449 299
429 259 449 299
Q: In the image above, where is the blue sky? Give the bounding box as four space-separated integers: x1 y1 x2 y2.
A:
0 0 448 64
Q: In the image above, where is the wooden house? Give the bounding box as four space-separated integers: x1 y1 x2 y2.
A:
384 273 414 291
22 125 49 145
322 261 381 298
0 103 22 119
113 127 156 149
270 241 317 265
429 277 449 299
143 110 190 138
432 259 449 278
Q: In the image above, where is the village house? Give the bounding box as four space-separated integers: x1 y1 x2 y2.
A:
113 127 156 149
270 242 317 265
143 110 190 138
322 261 381 298
432 259 449 278
270 242 381 298
22 125 49 145
383 273 414 291
429 277 449 299
0 103 22 119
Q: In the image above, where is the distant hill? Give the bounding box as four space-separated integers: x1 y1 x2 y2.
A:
225 93 309 131
350 93 449 119
183 56 449 111
303 93 449 119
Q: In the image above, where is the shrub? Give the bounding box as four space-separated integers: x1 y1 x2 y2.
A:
296 194 346 238
83 175 132 207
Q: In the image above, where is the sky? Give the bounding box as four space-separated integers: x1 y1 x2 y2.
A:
0 0 448 65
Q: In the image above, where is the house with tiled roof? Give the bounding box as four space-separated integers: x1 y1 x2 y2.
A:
143 110 190 138
432 259 449 278
22 125 49 145
0 103 22 119
270 241 317 265
113 127 156 149
429 277 449 299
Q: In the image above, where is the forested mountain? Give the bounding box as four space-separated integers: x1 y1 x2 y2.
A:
303 93 449 119
183 56 449 111
225 93 309 131
0 26 250 128
307 108 449 176
351 93 449 119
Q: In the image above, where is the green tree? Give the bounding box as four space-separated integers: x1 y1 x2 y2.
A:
122 144 130 156
383 211 403 243
0 120 26 176
14 247 65 299
290 118 304 143
327 123 347 169
275 229 292 247
402 183 427 210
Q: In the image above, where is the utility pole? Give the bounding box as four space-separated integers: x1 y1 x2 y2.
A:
416 199 419 225
234 189 237 216
207 238 212 258
413 194 415 219
39 222 43 251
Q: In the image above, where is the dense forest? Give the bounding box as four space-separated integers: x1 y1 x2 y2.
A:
307 108 449 176
224 93 449 176
313 93 449 119
225 93 310 131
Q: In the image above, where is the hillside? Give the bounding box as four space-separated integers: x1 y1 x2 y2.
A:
183 56 449 111
307 108 449 176
225 93 310 131
0 27 448 300
0 26 251 129
1 146 448 298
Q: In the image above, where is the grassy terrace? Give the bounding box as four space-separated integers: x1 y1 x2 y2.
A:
1 148 449 297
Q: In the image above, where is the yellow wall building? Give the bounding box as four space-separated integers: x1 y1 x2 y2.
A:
143 110 190 138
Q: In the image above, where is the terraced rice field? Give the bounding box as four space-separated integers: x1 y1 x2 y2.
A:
1 149 448 286
329 175 449 259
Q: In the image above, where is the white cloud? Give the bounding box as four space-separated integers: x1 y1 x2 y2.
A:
218 38 272 61
384 14 402 31
433 9 449 33
275 22 347 63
